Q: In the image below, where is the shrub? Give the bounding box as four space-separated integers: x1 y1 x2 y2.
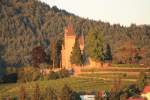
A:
59 69 70 78
1 73 17 83
46 69 70 80
60 84 81 100
48 71 59 80
18 67 41 83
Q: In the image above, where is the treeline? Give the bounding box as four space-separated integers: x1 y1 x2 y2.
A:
0 0 150 69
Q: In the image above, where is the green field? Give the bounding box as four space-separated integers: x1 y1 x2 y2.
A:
0 77 116 99
0 76 133 99
1 66 149 99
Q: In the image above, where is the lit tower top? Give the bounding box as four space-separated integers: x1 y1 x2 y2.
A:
79 32 84 53
64 17 75 37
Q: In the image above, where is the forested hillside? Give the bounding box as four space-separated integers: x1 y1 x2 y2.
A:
0 0 150 68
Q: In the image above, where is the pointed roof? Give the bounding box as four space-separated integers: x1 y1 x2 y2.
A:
65 16 75 36
79 32 84 46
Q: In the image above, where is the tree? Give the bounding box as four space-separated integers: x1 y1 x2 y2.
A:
125 84 140 98
50 37 57 69
134 52 142 64
85 27 104 62
104 44 112 61
31 46 47 67
70 39 82 66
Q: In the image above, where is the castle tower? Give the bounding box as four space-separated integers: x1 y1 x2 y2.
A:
79 33 84 54
61 17 76 68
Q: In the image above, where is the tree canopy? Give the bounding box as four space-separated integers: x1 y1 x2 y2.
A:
70 39 82 66
85 27 104 62
0 0 150 68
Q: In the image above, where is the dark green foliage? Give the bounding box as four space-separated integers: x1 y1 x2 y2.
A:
50 37 57 68
0 0 150 67
47 69 70 80
85 27 104 62
104 44 112 61
58 68 70 78
60 84 80 100
48 71 59 80
125 84 140 98
134 52 142 64
1 73 17 83
70 39 82 66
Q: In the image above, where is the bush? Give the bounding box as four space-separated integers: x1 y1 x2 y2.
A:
45 69 70 80
18 67 41 83
1 73 17 83
48 71 59 80
60 84 81 100
59 69 70 78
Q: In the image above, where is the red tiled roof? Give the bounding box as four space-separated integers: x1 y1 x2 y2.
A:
143 86 150 94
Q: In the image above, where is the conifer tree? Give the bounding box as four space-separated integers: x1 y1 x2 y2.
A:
85 27 104 62
70 39 82 66
104 44 112 61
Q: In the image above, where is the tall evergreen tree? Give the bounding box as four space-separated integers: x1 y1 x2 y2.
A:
104 44 112 61
50 37 57 69
85 27 104 62
70 39 82 66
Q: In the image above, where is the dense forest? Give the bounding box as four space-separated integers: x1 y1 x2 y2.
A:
0 0 150 69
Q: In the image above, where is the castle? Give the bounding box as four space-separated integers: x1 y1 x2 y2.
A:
61 18 109 69
61 19 84 68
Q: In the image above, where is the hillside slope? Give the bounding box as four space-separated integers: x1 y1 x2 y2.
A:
0 0 150 67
